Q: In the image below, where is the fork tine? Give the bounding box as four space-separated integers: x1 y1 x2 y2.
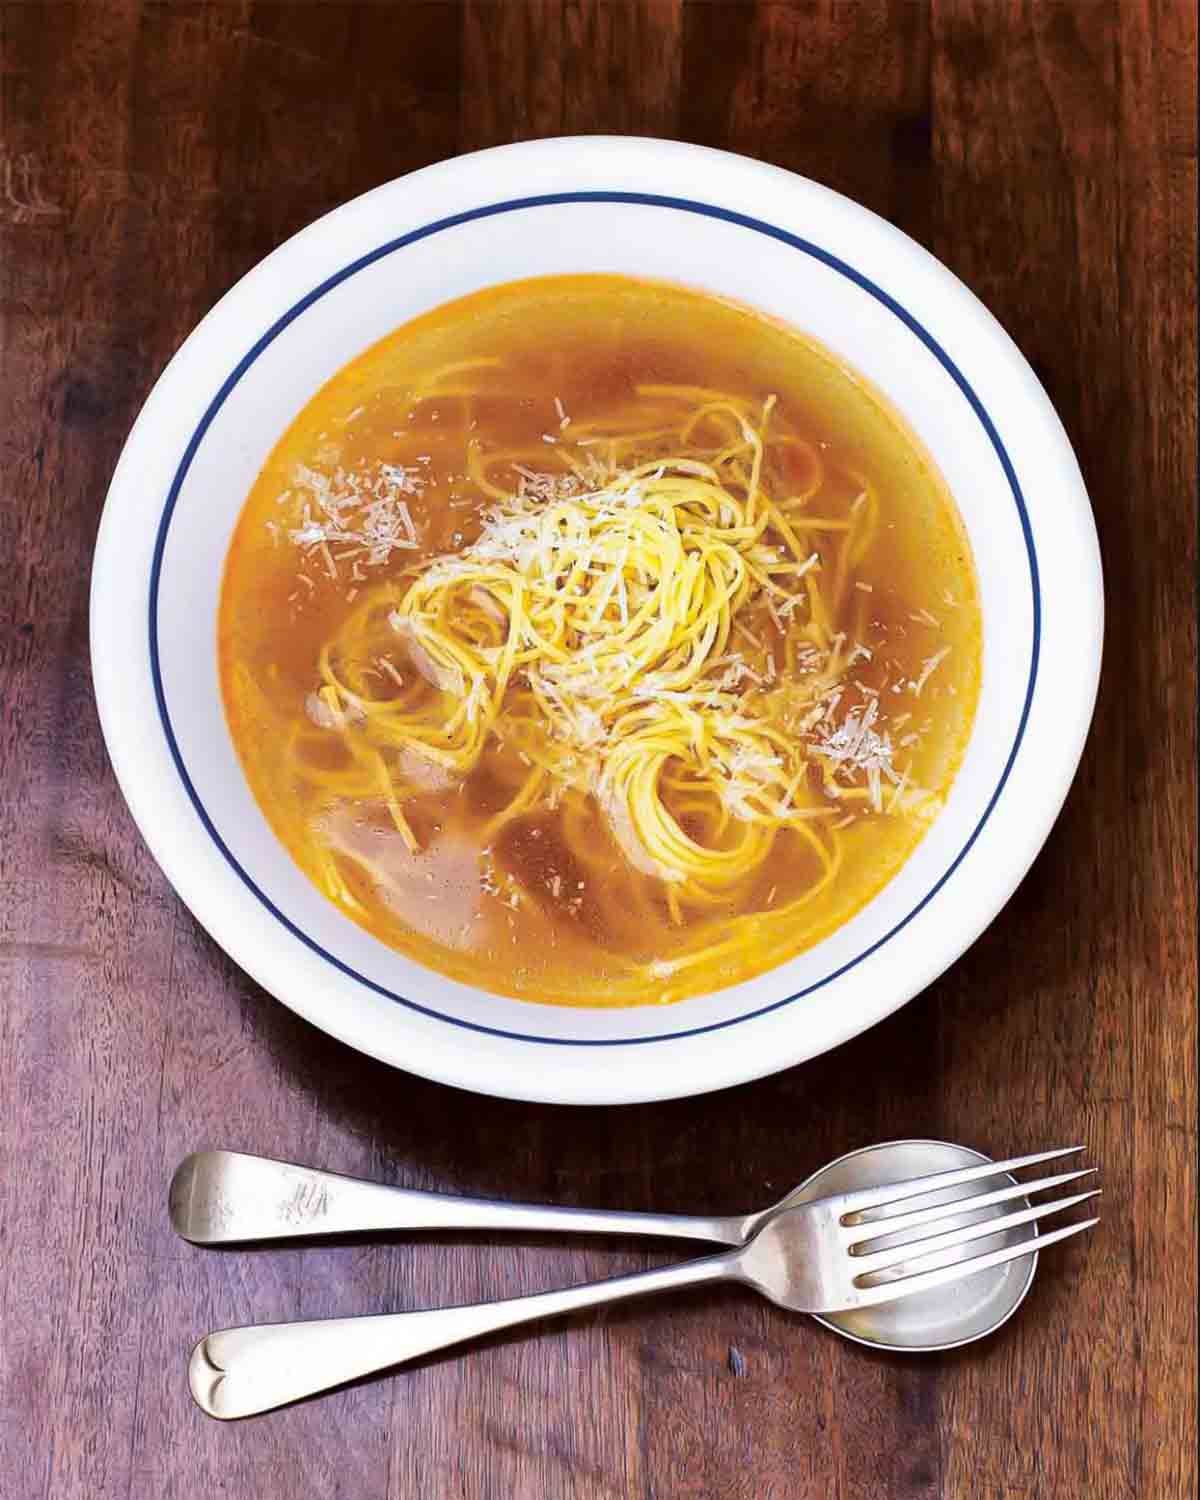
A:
836 1146 1084 1221
845 1169 1097 1246
850 1190 1101 1275
845 1217 1099 1310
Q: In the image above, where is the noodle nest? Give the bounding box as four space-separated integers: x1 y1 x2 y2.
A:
285 387 929 984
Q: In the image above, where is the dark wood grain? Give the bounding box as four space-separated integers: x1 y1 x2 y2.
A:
1 2 1195 1497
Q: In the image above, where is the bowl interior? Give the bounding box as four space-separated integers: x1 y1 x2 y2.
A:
152 191 1033 1046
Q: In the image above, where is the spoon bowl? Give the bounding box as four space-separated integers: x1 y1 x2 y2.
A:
778 1139 1044 1351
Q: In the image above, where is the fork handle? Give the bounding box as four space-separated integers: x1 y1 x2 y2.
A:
190 1252 739 1418
170 1150 748 1247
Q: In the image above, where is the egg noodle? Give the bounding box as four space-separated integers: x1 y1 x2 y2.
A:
281 381 935 991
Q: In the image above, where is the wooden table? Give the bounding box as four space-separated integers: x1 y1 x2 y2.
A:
1 3 1195 1496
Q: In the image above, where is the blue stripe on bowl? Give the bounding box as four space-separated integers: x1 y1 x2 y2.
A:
149 191 1040 1046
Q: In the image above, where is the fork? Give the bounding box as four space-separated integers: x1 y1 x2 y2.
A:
189 1149 1098 1418
171 1145 1086 1249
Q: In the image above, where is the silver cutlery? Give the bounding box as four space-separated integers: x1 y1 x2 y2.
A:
184 1147 1097 1418
170 1144 1086 1250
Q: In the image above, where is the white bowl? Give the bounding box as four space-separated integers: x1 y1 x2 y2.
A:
90 137 1102 1105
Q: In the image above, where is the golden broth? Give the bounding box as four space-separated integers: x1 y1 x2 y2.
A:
220 275 980 1006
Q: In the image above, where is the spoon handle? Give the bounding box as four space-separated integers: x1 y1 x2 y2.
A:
190 1252 738 1418
170 1150 750 1247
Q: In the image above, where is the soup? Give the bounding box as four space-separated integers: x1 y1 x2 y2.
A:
220 275 980 1006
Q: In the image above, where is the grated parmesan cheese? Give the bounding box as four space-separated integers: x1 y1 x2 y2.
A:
908 646 951 697
284 460 421 579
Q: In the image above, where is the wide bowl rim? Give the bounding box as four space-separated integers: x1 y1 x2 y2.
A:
89 136 1103 1104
